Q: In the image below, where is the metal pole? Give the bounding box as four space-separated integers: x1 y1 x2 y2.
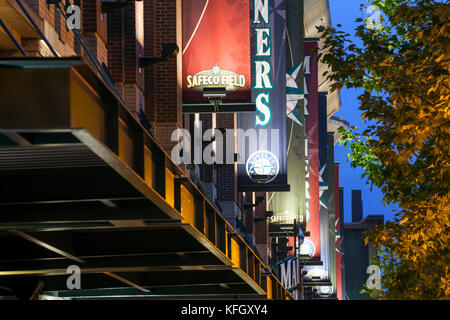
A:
0 17 27 55
15 0 59 57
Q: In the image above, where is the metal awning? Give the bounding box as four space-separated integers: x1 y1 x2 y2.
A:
0 57 292 300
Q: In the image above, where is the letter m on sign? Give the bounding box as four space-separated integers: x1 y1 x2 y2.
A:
280 259 292 289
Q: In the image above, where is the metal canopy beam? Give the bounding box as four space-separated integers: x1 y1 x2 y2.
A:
0 269 254 294
0 200 170 224
0 226 210 261
48 283 256 298
0 251 219 271
43 282 257 299
1 132 32 146
11 230 85 264
102 272 149 293
5 231 149 294
0 265 236 277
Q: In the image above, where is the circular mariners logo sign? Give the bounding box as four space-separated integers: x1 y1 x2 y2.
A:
299 239 315 259
246 150 279 183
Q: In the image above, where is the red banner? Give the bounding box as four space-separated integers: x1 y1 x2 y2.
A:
304 41 320 260
182 0 251 103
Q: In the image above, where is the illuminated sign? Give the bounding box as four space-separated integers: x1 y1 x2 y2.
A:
299 238 315 259
304 41 320 260
246 150 279 183
253 2 273 128
270 211 298 224
269 1 306 237
186 66 246 92
278 256 300 292
268 209 305 236
317 285 333 297
319 92 330 277
237 0 288 191
182 0 251 103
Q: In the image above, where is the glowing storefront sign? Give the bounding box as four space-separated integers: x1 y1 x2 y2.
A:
237 0 288 191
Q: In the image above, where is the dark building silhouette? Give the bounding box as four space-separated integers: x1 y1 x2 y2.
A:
344 190 383 300
351 190 363 223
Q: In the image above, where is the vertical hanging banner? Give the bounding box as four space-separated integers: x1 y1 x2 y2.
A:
278 256 300 299
304 40 320 260
318 92 329 273
182 0 251 103
269 0 305 237
327 132 337 294
237 0 288 191
339 186 345 299
335 163 343 300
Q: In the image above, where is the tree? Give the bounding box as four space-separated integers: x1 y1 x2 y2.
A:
318 0 449 299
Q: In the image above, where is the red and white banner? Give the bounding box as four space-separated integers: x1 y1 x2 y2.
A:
304 41 320 260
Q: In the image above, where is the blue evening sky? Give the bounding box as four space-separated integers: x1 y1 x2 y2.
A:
328 0 400 222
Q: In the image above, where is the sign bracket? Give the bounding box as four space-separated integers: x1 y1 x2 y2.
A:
182 102 256 114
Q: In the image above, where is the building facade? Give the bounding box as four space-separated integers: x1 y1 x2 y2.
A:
0 0 350 300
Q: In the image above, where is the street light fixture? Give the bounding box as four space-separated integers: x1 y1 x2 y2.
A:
139 43 179 67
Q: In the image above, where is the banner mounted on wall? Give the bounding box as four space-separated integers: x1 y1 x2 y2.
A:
269 0 305 237
335 163 343 300
304 40 320 260
319 92 330 273
182 0 251 104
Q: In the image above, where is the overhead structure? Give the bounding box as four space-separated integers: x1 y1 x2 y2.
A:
0 57 293 300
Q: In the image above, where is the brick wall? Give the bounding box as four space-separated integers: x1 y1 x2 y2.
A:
106 8 123 83
81 0 107 65
24 0 77 57
25 0 55 28
144 0 182 151
80 0 107 40
22 1 86 58
106 4 144 116
143 0 154 121
215 113 236 202
254 192 267 244
199 114 214 183
122 5 139 86
242 192 253 232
